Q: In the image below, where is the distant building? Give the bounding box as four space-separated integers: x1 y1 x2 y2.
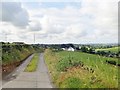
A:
62 48 66 50
61 47 75 51
67 47 75 51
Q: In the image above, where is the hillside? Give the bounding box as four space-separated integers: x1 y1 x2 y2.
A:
96 46 120 53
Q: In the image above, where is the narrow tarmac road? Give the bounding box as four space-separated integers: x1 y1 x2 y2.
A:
2 53 53 88
2 54 34 85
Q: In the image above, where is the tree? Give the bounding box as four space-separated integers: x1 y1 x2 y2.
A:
81 46 88 52
89 48 95 54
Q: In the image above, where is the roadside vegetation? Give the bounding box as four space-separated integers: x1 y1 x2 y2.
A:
24 53 39 72
2 43 43 64
2 44 34 64
44 49 118 88
2 42 43 74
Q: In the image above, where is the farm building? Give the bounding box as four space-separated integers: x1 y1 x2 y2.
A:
67 47 75 51
62 48 66 50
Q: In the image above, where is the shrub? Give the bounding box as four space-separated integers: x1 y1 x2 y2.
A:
106 60 116 65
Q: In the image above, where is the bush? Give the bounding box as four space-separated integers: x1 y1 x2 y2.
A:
106 60 116 65
2 44 36 64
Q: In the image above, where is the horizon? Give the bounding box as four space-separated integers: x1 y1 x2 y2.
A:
1 41 119 45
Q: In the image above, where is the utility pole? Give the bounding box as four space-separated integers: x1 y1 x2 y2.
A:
5 33 7 42
34 33 35 44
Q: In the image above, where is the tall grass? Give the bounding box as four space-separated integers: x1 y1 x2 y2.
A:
44 49 118 88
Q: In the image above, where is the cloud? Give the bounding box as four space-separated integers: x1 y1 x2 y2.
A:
40 15 65 34
28 20 42 32
65 24 87 39
0 0 118 44
1 2 29 28
26 0 118 43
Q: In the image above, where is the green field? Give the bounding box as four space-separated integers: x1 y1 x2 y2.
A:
44 49 118 88
96 47 120 53
24 53 39 72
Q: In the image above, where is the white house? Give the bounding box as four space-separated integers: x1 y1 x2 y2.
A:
67 47 75 51
62 48 66 50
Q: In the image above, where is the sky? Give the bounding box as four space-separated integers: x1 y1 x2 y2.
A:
0 0 119 44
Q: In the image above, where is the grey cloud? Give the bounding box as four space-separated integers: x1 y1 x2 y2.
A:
1 2 29 28
28 21 42 31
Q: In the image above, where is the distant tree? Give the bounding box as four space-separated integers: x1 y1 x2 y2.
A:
75 47 80 50
1 42 5 44
61 44 67 48
81 46 88 53
96 51 101 55
106 46 112 48
67 44 75 48
89 48 95 54
61 44 74 48
100 51 106 56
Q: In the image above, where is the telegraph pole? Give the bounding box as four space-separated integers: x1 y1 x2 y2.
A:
34 33 35 44
5 33 7 42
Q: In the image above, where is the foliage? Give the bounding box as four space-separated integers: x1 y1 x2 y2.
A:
2 44 41 64
80 46 88 53
57 55 84 72
96 47 120 53
44 49 118 88
61 77 82 88
95 47 120 58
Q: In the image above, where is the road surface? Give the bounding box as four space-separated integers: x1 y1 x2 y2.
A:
2 54 34 85
2 53 53 88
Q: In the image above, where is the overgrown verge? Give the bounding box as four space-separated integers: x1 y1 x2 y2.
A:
44 49 118 88
2 44 42 74
24 53 39 72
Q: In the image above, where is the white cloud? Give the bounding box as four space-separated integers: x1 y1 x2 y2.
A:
0 0 118 44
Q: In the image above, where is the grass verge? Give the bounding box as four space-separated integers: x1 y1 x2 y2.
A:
24 53 39 72
44 49 118 88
